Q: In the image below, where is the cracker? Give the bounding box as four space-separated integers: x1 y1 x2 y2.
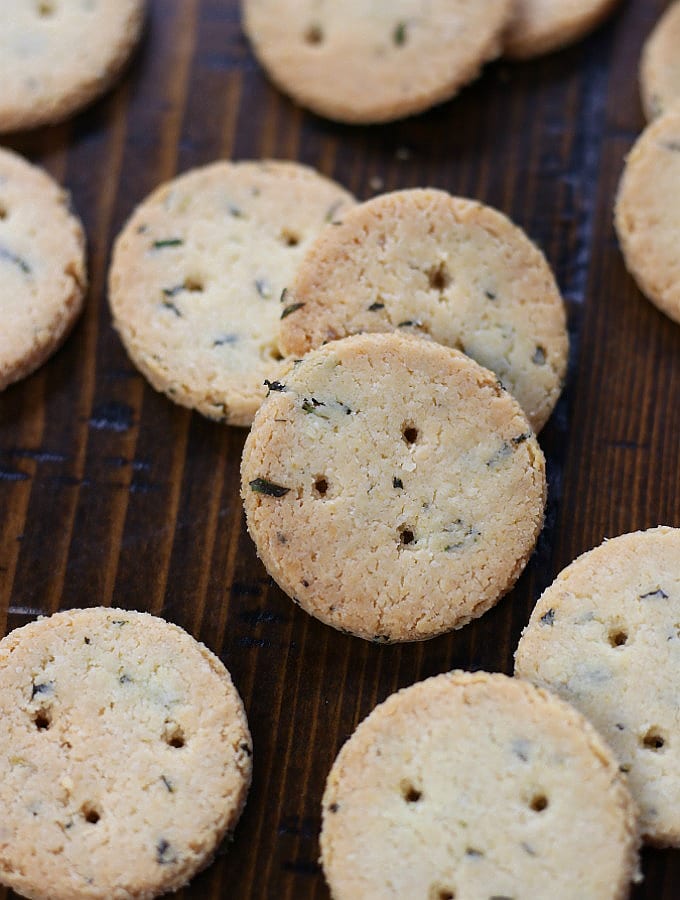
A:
0 0 145 132
0 607 252 899
516 526 680 846
615 109 680 325
242 0 513 124
279 189 568 433
241 332 546 642
0 147 86 391
108 160 354 426
321 671 639 899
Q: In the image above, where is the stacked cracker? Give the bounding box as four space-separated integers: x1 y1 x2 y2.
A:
107 164 569 643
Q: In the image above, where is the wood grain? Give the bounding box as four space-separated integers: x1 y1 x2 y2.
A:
1 1 679 896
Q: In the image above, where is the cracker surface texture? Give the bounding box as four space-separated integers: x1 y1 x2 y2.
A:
242 0 513 124
0 607 252 900
0 0 145 132
516 526 680 846
615 110 680 325
280 189 568 433
0 147 86 391
241 332 546 642
109 160 354 426
321 671 639 899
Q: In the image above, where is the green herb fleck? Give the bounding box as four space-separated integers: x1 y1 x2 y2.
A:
281 302 305 319
639 588 669 600
255 278 272 299
302 398 324 414
228 204 243 217
486 441 513 467
368 302 385 312
513 739 531 761
152 238 183 250
302 397 352 417
280 287 289 304
161 775 174 793
393 21 407 45
156 839 177 865
162 299 182 317
264 380 286 395
512 433 531 445
31 681 53 699
162 285 183 298
0 245 31 274
249 478 290 498
325 199 344 223
119 674 133 685
662 141 680 153
540 608 555 626
485 289 497 300
392 477 403 489
444 520 481 552
213 334 239 347
398 319 423 328
465 848 484 858
532 346 546 366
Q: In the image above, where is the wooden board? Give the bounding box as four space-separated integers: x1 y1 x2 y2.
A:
1 1 679 896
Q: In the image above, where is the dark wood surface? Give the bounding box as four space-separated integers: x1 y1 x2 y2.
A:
1 1 679 897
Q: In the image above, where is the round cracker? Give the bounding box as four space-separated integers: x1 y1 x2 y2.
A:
615 109 680 326
0 0 145 132
108 160 354 426
0 606 252 899
516 526 680 846
241 332 546 643
321 671 639 899
242 0 513 124
279 189 568 433
0 147 86 391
